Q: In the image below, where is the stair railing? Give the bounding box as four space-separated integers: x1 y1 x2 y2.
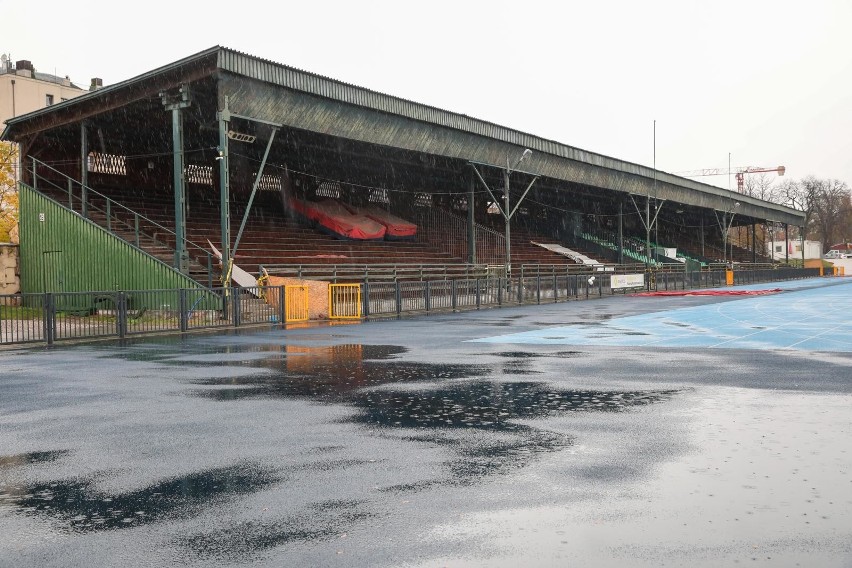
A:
29 157 217 287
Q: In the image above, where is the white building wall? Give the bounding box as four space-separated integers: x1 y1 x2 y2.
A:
765 239 822 260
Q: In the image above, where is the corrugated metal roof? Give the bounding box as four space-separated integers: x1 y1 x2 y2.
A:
2 45 804 225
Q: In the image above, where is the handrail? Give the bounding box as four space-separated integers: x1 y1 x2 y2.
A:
30 158 217 286
259 263 490 282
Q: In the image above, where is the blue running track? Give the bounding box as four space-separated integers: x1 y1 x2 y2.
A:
472 277 852 352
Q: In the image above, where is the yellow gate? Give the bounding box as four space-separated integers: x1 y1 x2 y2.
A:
329 284 362 319
285 285 309 322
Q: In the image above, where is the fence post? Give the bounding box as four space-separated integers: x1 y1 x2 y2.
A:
106 200 112 232
476 278 481 309
117 292 127 339
67 178 73 210
178 289 188 332
278 286 286 324
451 279 457 311
233 287 241 327
207 253 213 289
497 277 503 306
517 277 523 304
44 293 55 346
553 274 558 302
362 282 370 318
425 280 431 313
396 280 402 315
221 289 230 321
536 276 541 304
598 275 603 297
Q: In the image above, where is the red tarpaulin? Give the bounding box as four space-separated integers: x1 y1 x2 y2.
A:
344 205 417 240
631 289 783 297
290 198 386 240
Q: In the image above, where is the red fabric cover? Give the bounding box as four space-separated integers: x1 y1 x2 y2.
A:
290 198 386 240
344 205 417 239
631 289 782 297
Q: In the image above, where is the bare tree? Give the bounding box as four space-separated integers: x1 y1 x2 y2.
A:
772 177 852 252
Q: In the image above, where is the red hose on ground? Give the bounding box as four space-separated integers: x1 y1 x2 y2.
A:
630 289 783 297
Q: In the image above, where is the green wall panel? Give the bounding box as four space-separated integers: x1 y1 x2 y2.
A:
19 184 208 294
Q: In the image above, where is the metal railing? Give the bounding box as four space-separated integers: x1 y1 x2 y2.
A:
259 263 491 282
413 206 505 266
0 268 825 346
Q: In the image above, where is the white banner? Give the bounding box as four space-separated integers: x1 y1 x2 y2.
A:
611 274 645 290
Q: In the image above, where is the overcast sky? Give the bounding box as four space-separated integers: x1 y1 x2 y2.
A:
7 0 852 189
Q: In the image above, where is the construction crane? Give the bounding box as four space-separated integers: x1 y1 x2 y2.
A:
676 165 786 192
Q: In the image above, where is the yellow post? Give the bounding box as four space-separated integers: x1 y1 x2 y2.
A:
725 269 734 286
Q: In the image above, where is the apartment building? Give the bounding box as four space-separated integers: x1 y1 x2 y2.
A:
0 54 94 127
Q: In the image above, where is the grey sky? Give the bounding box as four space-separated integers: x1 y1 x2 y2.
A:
7 0 852 190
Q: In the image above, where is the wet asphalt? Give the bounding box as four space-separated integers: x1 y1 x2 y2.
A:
1 289 851 567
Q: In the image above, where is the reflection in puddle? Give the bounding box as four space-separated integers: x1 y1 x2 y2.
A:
0 450 69 469
0 463 277 532
354 382 671 431
192 345 490 402
174 499 372 563
355 383 676 484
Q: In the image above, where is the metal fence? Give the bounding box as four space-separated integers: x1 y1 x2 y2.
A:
0 268 825 346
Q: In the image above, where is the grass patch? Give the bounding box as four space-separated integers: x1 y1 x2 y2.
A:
0 305 43 319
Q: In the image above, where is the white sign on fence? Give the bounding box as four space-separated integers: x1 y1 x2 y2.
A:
611 273 645 290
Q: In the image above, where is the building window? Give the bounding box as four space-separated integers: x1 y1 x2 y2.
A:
45 94 54 106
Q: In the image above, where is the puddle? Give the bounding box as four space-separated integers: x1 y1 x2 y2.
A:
190 345 490 402
497 351 585 359
0 463 277 533
173 499 372 563
352 382 675 431
350 383 677 483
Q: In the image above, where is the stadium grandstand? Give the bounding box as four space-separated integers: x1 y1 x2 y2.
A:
1 46 806 294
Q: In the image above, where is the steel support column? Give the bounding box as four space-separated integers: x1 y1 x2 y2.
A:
784 223 789 263
503 169 511 277
80 122 88 218
161 85 192 274
468 172 476 264
752 224 757 263
217 97 231 279
618 201 624 264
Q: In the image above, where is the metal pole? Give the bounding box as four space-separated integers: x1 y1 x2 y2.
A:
618 201 624 264
161 86 192 275
468 172 476 264
504 168 511 279
171 106 188 273
784 223 789 263
752 224 757 263
80 122 88 219
218 97 231 281
646 195 651 268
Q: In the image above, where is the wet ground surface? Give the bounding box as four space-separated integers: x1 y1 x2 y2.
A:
1 277 851 567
